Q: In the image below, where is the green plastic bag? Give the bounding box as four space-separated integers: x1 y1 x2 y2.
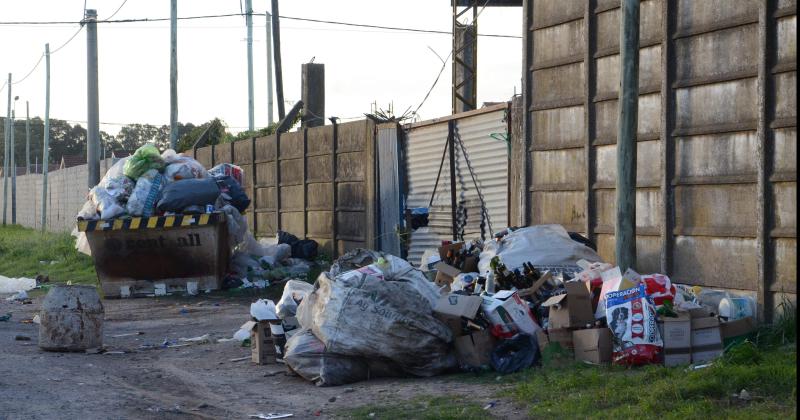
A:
123 144 165 179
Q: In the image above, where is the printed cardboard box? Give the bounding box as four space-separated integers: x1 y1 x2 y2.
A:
657 312 692 367
572 328 612 364
542 281 594 330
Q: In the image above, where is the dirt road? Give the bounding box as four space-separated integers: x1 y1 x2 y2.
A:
0 293 525 419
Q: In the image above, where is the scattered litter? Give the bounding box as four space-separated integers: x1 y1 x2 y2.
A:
5 290 29 302
32 314 40 324
111 332 145 338
736 389 751 401
229 356 250 362
0 313 11 322
178 334 212 344
686 363 713 371
483 401 497 410
249 414 293 420
328 396 337 403
15 335 31 341
0 275 37 294
85 347 107 354
103 351 126 355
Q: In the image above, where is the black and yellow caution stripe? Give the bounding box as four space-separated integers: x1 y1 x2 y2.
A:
77 212 222 232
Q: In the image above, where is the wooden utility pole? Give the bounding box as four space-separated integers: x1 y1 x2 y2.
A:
301 63 324 128
85 9 100 188
271 0 285 120
615 0 639 271
169 0 178 149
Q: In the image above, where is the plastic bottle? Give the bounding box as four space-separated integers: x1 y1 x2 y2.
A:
486 272 496 294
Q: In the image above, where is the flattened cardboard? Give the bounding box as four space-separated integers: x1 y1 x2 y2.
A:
657 312 692 367
572 328 612 364
438 242 464 260
454 330 496 367
542 281 594 330
434 313 464 336
720 316 757 340
434 294 482 320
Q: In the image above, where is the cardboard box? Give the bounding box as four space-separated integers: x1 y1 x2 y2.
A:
572 328 612 364
454 330 496 368
250 320 277 365
481 290 542 336
542 281 594 330
434 262 461 288
691 316 723 363
689 307 714 318
657 312 692 367
547 328 574 350
437 242 479 273
434 294 482 319
720 316 757 347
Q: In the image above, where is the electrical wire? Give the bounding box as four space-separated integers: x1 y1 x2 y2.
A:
49 25 84 55
11 53 44 85
0 12 522 39
103 0 129 22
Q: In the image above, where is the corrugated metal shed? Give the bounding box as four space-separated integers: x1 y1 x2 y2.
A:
404 104 510 265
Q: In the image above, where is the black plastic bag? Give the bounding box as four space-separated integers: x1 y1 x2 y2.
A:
277 230 300 246
292 239 318 260
156 178 220 213
214 175 251 212
490 333 540 374
568 231 597 251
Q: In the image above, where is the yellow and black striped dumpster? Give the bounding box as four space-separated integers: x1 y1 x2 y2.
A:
77 212 229 297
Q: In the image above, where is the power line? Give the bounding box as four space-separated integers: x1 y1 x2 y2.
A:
50 26 84 55
103 0 129 22
11 53 44 85
0 12 522 39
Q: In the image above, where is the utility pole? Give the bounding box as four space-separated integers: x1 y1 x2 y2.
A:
301 63 325 128
266 11 274 125
271 0 285 120
42 43 51 232
246 0 255 132
11 103 16 224
615 0 639 272
86 9 100 188
3 72 10 226
25 101 30 174
169 0 178 149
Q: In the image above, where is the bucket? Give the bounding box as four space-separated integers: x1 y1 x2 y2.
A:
718 296 755 321
39 285 104 351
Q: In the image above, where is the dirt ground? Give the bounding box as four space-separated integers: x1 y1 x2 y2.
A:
0 293 527 420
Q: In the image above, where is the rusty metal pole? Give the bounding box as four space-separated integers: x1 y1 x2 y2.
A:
615 0 639 271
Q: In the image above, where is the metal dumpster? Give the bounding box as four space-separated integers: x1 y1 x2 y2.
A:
77 212 230 298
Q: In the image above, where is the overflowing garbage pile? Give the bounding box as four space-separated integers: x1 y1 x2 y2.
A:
234 223 758 386
74 143 318 290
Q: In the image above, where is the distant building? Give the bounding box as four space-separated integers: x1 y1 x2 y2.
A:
60 153 86 169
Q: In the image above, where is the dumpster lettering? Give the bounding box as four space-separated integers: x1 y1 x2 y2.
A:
104 234 203 252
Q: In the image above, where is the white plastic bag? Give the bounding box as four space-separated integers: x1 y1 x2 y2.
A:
126 169 164 217
276 280 315 319
0 275 37 294
162 149 209 183
90 187 126 220
76 200 98 220
250 299 279 321
478 224 603 276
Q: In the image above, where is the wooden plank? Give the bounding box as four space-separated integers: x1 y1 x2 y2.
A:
275 133 281 234
377 123 401 256
303 128 308 238
755 0 771 321
661 0 675 276
522 0 534 227
331 121 339 257
364 120 376 250
510 96 526 226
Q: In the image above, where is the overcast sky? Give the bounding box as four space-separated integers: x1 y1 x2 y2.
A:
1 0 522 135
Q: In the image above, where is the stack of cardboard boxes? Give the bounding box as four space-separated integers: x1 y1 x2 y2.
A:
539 281 614 364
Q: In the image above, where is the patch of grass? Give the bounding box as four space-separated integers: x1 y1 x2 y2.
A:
338 396 490 420
504 344 795 419
0 225 96 285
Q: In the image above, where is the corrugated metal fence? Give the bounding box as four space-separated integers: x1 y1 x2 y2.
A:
404 104 510 265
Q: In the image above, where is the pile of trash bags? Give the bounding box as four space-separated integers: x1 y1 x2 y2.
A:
74 143 318 289
231 223 758 386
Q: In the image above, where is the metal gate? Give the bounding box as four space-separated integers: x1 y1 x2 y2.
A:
404 104 510 265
